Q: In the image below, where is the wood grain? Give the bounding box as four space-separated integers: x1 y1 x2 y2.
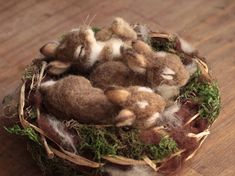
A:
0 0 235 175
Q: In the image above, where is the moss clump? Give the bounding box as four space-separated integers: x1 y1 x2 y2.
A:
5 125 41 145
77 125 119 161
180 70 221 123
73 124 178 161
22 65 39 81
151 37 175 51
148 137 178 160
92 27 101 34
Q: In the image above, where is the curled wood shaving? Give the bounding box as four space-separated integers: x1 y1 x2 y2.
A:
143 156 158 171
195 59 209 73
50 147 102 168
159 149 186 164
36 61 47 91
185 134 209 161
102 155 146 165
41 135 54 159
184 113 200 126
19 83 29 128
187 129 210 140
60 147 104 168
36 61 54 158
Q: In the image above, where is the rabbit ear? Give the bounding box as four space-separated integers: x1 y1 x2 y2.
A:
115 109 136 127
40 41 59 57
124 49 147 74
105 87 130 105
47 61 71 75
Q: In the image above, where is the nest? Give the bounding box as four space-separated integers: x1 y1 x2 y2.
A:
2 18 220 176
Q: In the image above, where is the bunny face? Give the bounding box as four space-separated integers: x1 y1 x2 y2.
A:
40 75 118 124
105 86 166 129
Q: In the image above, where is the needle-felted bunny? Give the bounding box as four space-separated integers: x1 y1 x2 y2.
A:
90 60 147 89
105 86 166 129
122 40 190 100
40 17 138 75
40 75 118 124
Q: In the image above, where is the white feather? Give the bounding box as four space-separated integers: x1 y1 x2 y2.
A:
48 117 77 153
161 103 182 127
179 38 195 54
185 60 198 76
104 165 158 176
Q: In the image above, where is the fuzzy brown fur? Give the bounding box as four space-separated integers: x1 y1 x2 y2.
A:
95 28 113 41
169 129 199 158
40 75 118 124
122 40 190 89
105 86 166 128
56 30 82 61
139 128 162 144
90 61 147 89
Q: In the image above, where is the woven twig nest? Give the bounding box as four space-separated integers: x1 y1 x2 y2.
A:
2 18 220 176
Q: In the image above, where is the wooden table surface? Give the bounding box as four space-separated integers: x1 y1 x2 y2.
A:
0 0 235 175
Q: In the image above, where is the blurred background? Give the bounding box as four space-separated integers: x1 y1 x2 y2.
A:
0 0 234 175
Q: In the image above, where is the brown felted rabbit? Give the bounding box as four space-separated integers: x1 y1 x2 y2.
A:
40 17 138 75
90 60 147 89
40 75 118 124
122 40 190 100
105 86 166 129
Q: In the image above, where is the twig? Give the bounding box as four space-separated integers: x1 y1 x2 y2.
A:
185 134 209 161
102 155 146 165
19 83 29 128
50 146 102 168
143 156 158 171
41 135 54 159
35 61 54 158
184 113 200 126
187 129 210 140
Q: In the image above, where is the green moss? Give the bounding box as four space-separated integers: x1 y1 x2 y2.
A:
4 125 41 145
148 137 178 160
22 65 39 81
180 70 221 123
151 38 175 51
73 124 178 161
92 27 101 34
77 125 118 161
